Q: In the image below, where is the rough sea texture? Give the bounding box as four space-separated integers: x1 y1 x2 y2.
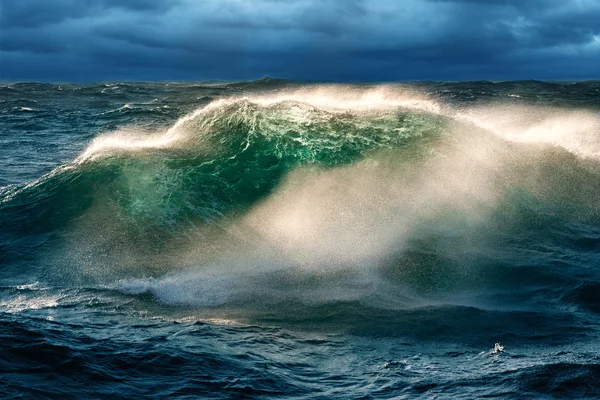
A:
1 79 600 399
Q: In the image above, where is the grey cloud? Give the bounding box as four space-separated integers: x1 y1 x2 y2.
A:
0 0 598 81
1 0 181 28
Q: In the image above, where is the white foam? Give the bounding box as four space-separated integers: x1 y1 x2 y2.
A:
115 271 237 307
0 294 62 313
77 129 180 162
456 105 600 159
493 343 505 354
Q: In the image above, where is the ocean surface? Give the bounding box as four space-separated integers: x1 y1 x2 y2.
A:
1 79 599 398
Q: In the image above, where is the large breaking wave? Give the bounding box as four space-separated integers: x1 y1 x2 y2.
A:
1 85 600 318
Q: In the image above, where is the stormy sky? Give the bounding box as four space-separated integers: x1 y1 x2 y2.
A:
1 0 599 82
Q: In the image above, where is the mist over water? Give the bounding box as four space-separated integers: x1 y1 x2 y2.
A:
1 80 600 398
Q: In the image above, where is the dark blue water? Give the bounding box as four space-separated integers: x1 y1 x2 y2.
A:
1 79 600 398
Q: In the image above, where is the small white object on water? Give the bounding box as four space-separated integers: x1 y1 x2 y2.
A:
493 343 504 354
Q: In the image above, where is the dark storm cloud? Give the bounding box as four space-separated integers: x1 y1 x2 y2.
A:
0 0 598 81
1 0 181 28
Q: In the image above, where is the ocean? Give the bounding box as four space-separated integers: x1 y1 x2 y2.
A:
1 79 599 398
